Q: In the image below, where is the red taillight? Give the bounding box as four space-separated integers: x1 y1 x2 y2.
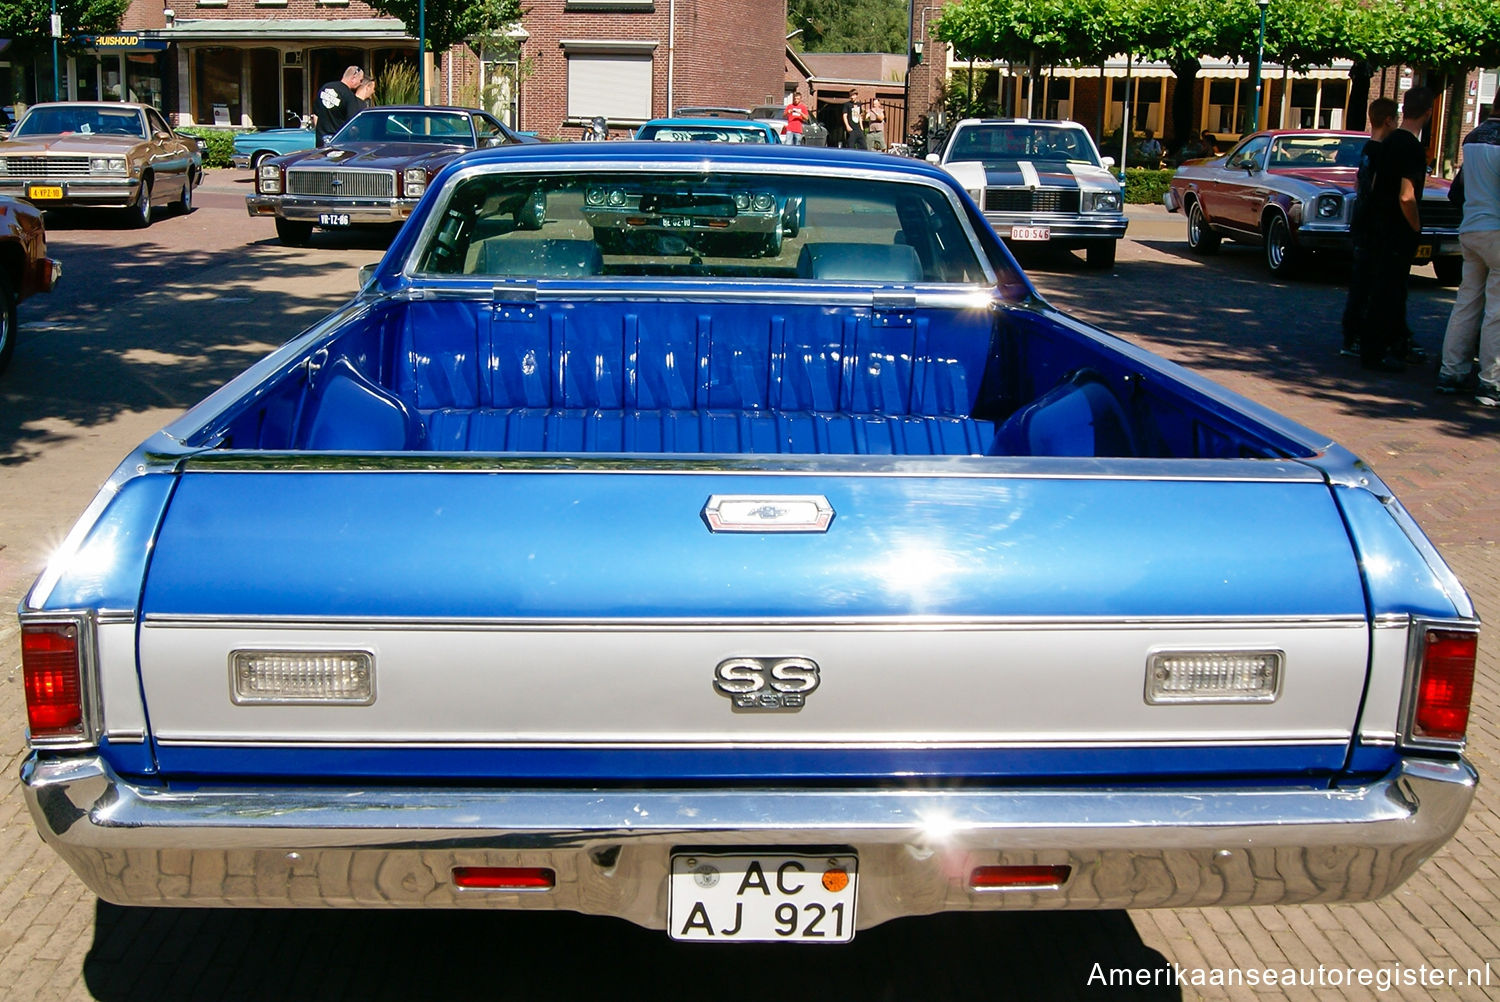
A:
22 623 85 738
1413 629 1478 742
969 864 1071 891
452 866 555 890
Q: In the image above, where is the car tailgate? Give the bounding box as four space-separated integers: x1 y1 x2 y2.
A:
137 466 1370 780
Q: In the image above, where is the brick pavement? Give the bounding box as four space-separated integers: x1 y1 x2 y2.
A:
0 190 1495 1001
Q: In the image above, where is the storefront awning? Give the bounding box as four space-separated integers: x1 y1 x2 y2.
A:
157 18 412 42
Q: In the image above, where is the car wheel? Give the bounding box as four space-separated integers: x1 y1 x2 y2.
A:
175 172 195 215
514 190 546 231
1432 256 1463 287
783 198 802 238
129 177 153 228
275 217 314 247
0 274 16 375
1264 213 1299 278
761 224 784 258
1187 201 1220 254
1085 241 1117 269
251 151 274 170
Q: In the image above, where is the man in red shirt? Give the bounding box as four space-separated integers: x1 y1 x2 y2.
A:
784 90 811 145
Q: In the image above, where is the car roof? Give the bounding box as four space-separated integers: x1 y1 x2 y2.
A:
24 102 149 113
954 118 1087 128
445 141 953 181
641 117 775 129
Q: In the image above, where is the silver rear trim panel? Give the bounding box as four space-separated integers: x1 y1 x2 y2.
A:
23 755 1475 927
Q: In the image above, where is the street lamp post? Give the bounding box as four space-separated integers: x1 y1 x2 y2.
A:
1247 0 1269 134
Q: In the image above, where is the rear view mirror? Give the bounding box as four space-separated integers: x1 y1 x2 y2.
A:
1101 156 1115 169
924 153 939 164
358 263 378 289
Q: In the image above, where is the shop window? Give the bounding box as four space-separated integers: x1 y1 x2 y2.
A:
126 54 163 109
195 46 244 124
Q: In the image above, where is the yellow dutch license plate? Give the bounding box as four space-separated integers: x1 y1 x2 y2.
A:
1415 244 1433 260
27 185 63 200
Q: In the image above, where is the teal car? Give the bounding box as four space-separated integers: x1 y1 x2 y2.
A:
231 126 315 169
634 118 780 143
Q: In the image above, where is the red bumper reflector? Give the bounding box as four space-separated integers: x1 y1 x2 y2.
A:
22 624 84 737
1414 629 1477 742
969 864 1072 890
452 866 555 890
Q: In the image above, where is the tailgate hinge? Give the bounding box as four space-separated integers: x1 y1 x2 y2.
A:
491 283 537 322
871 292 916 328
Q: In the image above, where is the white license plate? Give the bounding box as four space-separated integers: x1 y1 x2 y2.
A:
318 213 351 227
669 852 857 942
1010 225 1051 241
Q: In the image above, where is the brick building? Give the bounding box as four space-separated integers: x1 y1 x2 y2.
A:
4 0 785 140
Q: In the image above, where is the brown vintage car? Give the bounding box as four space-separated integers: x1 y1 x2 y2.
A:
1163 129 1461 283
0 194 61 373
0 102 201 228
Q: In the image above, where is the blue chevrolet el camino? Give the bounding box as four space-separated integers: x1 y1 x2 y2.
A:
19 143 1477 942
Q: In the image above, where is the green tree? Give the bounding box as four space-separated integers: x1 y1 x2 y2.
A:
788 0 910 54
0 0 129 58
364 0 524 65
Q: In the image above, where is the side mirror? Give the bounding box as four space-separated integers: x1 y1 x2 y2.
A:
924 153 940 164
154 130 171 141
1101 156 1115 169
358 263 378 289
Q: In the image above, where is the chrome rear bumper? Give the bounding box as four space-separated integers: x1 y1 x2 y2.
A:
23 754 1475 928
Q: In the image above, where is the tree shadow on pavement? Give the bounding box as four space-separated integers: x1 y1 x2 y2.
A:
83 902 1180 1002
1029 241 1499 441
0 232 367 467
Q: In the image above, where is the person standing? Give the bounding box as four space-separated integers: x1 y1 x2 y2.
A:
865 96 886 151
348 77 376 120
1360 86 1434 372
784 90 811 146
1138 128 1163 169
1340 97 1399 358
1436 104 1500 405
842 91 866 150
315 65 364 147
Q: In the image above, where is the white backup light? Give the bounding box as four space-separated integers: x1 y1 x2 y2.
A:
1145 650 1282 704
231 650 375 705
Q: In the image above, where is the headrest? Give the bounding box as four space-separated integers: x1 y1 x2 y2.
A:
480 239 603 278
795 242 922 282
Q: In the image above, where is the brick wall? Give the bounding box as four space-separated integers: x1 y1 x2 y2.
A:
518 0 784 139
123 0 388 30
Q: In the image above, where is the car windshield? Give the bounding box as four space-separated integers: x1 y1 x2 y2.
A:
414 168 989 284
1268 134 1368 168
637 124 771 143
333 110 474 146
14 106 146 139
946 125 1099 167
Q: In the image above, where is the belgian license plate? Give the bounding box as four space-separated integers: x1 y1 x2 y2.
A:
1010 225 1050 241
669 852 857 942
661 215 692 228
1414 244 1433 260
27 185 63 200
318 213 351 227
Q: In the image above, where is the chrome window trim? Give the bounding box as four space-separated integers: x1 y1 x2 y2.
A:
1397 616 1481 753
400 159 1001 288
152 736 1357 750
18 610 103 750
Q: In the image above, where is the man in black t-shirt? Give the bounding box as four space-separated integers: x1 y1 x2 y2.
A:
314 66 365 147
1341 98 1399 357
1361 87 1434 372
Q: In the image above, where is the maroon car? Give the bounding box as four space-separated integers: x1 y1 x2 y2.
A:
0 195 61 373
1163 129 1461 283
247 106 539 247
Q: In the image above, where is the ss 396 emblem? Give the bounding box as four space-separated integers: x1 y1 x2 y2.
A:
713 657 820 710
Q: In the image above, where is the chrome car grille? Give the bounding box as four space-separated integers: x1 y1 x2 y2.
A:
286 169 395 199
0 156 90 178
1419 200 1462 232
985 188 1081 214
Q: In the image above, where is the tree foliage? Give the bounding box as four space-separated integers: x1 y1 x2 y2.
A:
787 0 910 54
364 0 524 63
935 0 1500 78
0 0 130 52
